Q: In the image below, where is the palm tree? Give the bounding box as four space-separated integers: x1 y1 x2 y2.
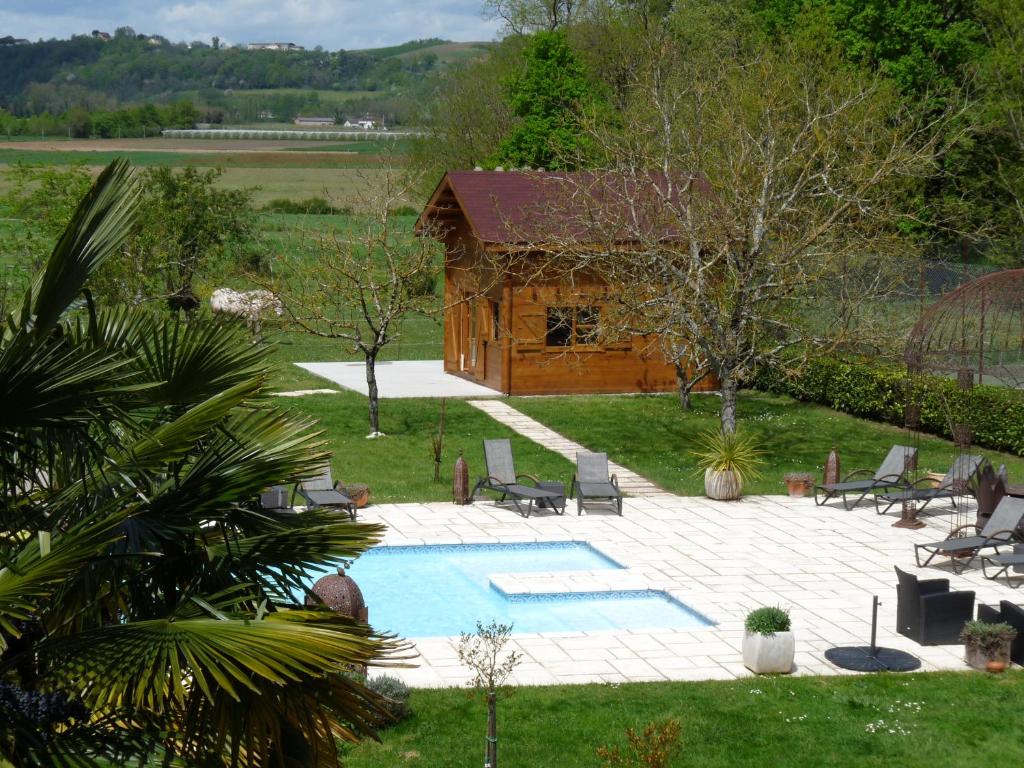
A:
0 160 406 767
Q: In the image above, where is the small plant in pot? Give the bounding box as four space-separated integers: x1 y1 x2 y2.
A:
693 430 765 501
783 472 814 498
743 606 794 674
961 620 1017 672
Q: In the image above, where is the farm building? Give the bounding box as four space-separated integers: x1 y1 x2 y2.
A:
416 170 714 396
293 116 336 126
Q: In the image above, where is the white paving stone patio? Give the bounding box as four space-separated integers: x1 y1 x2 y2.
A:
359 494 1019 687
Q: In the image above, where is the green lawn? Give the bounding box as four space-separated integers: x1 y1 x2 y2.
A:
343 672 1024 767
281 391 573 503
511 391 1024 495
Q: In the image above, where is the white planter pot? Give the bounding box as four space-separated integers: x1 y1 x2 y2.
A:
743 630 795 674
705 468 742 500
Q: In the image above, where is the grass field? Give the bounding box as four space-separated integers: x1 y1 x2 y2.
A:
342 672 1024 767
510 391 1024 496
281 391 573 503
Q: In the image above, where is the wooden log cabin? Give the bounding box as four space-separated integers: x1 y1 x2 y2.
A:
416 170 715 396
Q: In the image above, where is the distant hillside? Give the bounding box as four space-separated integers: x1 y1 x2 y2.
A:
0 32 492 117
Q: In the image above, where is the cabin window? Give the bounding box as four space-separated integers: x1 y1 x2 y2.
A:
491 301 501 340
546 306 600 348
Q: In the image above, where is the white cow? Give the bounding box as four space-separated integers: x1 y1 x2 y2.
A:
210 288 283 338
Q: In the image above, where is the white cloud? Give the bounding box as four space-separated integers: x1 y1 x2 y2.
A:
0 0 500 48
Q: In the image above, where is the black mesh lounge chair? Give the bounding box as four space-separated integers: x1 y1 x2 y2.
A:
874 454 985 516
571 451 623 516
471 438 565 517
297 466 356 521
814 445 917 510
894 566 975 645
914 496 1024 574
978 601 1024 665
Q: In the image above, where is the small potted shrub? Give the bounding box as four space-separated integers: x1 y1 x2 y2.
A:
961 621 1017 672
743 606 794 674
783 472 814 497
693 430 765 501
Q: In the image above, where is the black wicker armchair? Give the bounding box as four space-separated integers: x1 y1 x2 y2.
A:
894 566 975 645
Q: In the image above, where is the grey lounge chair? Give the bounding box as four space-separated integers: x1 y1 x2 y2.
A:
571 451 623 516
874 454 985 516
471 438 565 517
914 496 1024 574
297 466 356 520
814 445 917 510
259 485 296 514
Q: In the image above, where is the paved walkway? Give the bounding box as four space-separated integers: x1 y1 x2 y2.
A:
297 360 501 398
468 400 663 495
360 495 1017 688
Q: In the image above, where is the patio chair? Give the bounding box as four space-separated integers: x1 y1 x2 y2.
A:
297 466 356 520
814 445 917 510
977 601 1024 666
471 438 566 517
894 566 975 645
874 454 985 516
259 485 296 514
570 451 623 516
914 496 1024 574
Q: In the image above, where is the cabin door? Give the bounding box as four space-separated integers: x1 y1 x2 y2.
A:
460 296 485 381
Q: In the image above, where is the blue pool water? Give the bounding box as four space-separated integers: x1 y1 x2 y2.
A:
309 542 712 637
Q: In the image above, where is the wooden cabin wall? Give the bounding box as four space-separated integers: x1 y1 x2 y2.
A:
506 284 715 396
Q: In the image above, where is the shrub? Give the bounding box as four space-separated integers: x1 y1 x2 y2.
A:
366 674 412 724
262 197 352 215
960 621 1017 656
745 606 791 635
392 205 420 216
596 718 682 768
751 357 1024 456
692 430 765 484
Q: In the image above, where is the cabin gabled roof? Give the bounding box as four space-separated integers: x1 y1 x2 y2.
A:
417 170 707 246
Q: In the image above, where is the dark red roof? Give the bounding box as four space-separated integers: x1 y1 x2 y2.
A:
418 170 705 245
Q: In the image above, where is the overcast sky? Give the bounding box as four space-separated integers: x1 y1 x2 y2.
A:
1 1 501 49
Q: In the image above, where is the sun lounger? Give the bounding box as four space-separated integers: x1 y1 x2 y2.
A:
571 451 623 516
874 454 985 516
297 466 356 520
814 445 917 510
914 496 1024 574
471 438 566 517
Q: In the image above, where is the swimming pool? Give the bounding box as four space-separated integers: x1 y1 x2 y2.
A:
308 542 712 637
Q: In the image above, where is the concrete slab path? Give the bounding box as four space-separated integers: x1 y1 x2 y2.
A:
296 360 501 398
468 399 663 495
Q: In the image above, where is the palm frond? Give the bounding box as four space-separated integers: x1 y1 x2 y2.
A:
22 159 140 338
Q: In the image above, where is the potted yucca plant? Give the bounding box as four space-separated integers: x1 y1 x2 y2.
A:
693 430 765 500
743 606 795 674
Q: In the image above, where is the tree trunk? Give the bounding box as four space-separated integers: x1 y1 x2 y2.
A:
720 372 738 434
674 361 692 410
486 689 497 768
365 352 380 435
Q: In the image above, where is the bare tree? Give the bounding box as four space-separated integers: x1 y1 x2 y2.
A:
494 18 953 432
269 169 442 436
484 0 590 35
457 620 522 768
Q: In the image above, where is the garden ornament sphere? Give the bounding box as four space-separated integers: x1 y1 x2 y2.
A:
308 566 369 622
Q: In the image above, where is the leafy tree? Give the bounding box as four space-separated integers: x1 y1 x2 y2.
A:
0 160 405 765
105 166 257 310
493 30 602 170
485 0 592 35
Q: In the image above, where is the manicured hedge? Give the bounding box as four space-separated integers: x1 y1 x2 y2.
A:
752 357 1024 456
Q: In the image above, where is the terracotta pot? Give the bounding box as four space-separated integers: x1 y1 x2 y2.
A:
742 630 795 674
705 468 742 500
785 479 811 498
986 659 1007 673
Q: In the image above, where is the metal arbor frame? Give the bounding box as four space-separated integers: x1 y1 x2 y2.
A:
903 268 1024 537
